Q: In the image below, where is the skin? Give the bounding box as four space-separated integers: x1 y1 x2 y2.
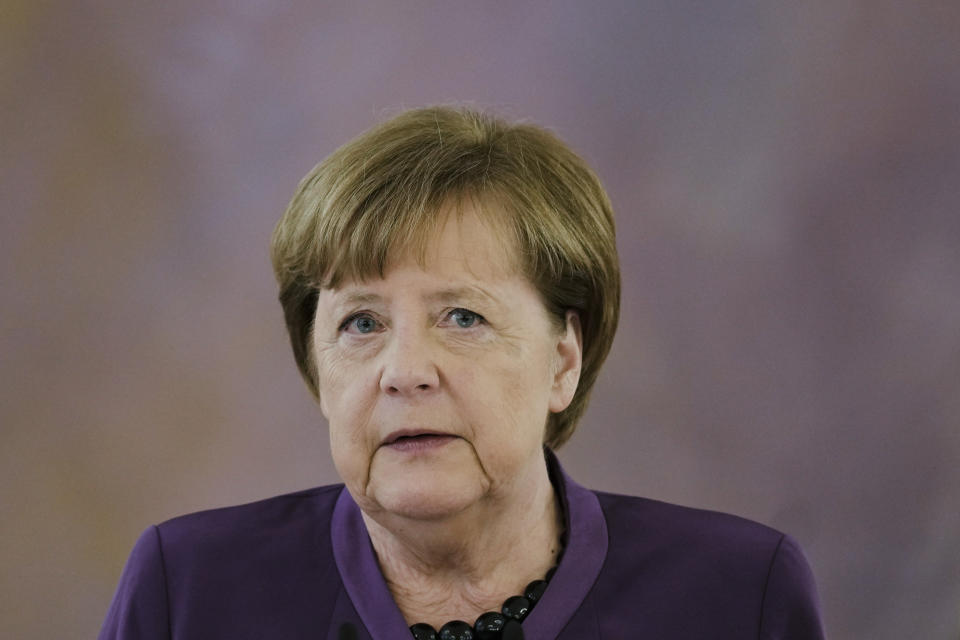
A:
312 201 582 627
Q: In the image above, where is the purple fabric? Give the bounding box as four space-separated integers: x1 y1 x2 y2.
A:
522 454 609 640
99 454 826 639
330 488 411 638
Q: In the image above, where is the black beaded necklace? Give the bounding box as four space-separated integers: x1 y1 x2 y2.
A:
408 566 555 640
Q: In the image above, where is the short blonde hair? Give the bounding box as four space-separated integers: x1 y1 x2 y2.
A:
271 106 619 448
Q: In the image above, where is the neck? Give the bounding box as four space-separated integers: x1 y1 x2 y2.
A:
361 453 562 628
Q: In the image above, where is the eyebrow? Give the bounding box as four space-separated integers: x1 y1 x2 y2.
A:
336 292 383 307
333 286 499 309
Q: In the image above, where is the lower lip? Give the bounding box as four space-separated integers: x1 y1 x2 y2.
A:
385 435 458 453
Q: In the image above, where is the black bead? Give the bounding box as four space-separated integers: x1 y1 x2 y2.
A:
474 611 507 639
410 622 439 640
438 620 474 640
501 595 532 621
501 619 525 640
524 579 548 604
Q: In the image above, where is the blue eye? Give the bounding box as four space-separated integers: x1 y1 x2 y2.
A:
449 308 482 328
342 313 379 334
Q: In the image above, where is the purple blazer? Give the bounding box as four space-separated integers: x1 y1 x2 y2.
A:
100 453 826 639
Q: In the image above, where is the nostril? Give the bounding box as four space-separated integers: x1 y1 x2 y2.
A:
379 363 439 395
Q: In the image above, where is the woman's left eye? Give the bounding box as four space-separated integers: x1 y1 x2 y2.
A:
445 308 484 329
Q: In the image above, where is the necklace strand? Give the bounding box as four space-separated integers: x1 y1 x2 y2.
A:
408 566 555 640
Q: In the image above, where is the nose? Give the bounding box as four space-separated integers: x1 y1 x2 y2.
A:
378 326 440 397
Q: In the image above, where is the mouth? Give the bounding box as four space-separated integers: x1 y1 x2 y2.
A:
381 430 459 452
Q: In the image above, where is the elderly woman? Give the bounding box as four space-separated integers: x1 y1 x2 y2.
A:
100 107 826 639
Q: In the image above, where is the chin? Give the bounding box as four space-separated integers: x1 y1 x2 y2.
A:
370 475 485 521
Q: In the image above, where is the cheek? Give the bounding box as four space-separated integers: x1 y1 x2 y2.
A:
325 394 376 493
466 351 554 447
316 344 375 421
315 349 379 484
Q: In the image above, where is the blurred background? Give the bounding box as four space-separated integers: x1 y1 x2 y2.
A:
2 1 958 638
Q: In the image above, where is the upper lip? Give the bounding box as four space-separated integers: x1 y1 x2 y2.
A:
381 429 457 446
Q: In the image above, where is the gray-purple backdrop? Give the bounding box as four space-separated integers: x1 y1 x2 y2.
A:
2 2 958 638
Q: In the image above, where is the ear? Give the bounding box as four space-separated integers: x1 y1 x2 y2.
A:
549 310 583 413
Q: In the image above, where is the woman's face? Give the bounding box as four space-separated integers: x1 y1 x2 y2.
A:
311 203 582 521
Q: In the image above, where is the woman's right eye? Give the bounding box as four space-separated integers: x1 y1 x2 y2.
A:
340 313 379 334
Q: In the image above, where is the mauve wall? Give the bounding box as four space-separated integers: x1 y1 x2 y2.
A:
2 2 958 638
